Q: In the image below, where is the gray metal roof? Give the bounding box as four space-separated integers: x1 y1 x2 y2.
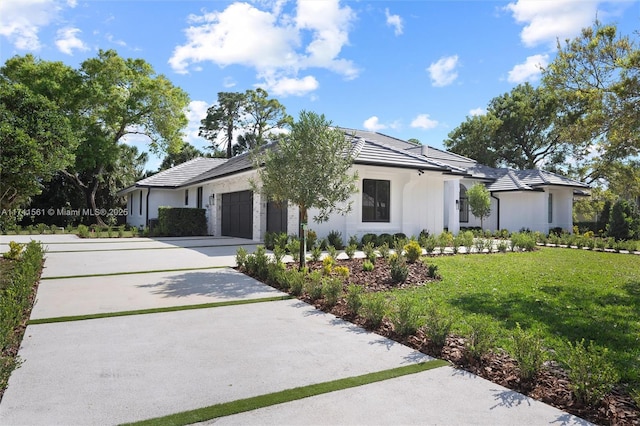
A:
123 129 590 194
136 157 227 187
348 136 456 172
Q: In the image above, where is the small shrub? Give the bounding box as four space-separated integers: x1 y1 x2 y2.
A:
464 316 496 361
510 323 546 382
235 247 248 269
305 270 323 301
361 233 377 248
403 240 422 263
65 224 73 234
322 276 343 308
378 242 390 260
310 245 323 262
393 233 407 243
334 265 350 279
348 235 359 248
422 303 453 351
266 262 286 287
362 259 374 272
264 231 277 250
427 264 440 279
361 293 386 328
390 295 423 337
474 238 486 253
49 224 59 234
36 223 46 234
327 245 338 260
275 233 289 250
376 233 393 247
389 254 409 283
285 269 305 295
117 225 125 238
497 240 508 253
344 243 357 260
253 246 270 280
437 231 453 253
362 242 377 263
327 230 344 250
106 226 113 238
346 284 364 314
3 241 25 260
322 256 334 275
77 224 90 238
287 238 301 262
25 225 34 234
560 339 619 405
273 247 286 264
422 235 437 254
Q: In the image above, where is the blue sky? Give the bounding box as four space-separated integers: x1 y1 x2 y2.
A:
1 0 638 172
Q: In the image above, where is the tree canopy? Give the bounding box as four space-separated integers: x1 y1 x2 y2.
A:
445 83 569 171
255 110 358 268
1 50 190 225
199 89 291 158
0 79 78 210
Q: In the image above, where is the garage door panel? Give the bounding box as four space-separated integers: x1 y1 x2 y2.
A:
221 191 253 239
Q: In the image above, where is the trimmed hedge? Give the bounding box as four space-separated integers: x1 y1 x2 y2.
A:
1 241 44 395
157 207 207 236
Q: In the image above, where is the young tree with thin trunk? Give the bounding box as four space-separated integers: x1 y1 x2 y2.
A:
467 183 492 230
254 111 358 269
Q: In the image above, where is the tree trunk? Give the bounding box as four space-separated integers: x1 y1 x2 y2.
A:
298 206 307 270
87 174 106 227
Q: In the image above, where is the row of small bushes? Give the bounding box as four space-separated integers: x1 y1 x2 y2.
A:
1 241 44 394
236 243 623 407
536 231 639 253
264 230 538 257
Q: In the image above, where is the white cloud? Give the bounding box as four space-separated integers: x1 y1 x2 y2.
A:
411 114 438 130
223 77 237 88
427 55 459 87
385 8 403 36
169 0 358 95
507 54 549 83
506 0 600 47
55 27 88 55
469 107 487 116
263 75 319 97
184 100 210 147
363 116 387 131
0 0 62 50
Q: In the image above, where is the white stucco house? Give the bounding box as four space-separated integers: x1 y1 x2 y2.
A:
118 129 590 242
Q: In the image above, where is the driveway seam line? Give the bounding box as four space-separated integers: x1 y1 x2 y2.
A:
49 243 259 253
28 296 293 324
41 265 231 280
120 359 450 426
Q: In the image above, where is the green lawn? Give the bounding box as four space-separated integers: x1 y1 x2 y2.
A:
405 248 640 383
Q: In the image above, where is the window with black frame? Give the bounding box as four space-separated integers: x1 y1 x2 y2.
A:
362 179 390 222
459 184 469 223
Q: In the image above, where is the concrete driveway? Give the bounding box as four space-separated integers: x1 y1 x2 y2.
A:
0 235 590 425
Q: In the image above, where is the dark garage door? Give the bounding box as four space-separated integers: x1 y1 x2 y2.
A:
267 201 288 234
221 190 253 239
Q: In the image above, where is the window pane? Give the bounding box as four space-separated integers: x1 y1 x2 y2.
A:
362 179 390 222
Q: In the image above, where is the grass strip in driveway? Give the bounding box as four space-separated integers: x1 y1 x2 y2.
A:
121 359 449 426
28 295 292 324
41 265 229 280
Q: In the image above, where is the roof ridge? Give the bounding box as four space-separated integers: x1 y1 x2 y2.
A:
361 138 451 170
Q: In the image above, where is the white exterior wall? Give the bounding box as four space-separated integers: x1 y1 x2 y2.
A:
126 189 147 229
495 191 546 233
307 165 449 244
547 187 574 232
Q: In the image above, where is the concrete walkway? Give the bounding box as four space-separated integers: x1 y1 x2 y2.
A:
0 235 591 425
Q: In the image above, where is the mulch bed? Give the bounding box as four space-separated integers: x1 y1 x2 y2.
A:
255 257 639 425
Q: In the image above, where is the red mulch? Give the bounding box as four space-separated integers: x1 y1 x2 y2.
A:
252 257 640 426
